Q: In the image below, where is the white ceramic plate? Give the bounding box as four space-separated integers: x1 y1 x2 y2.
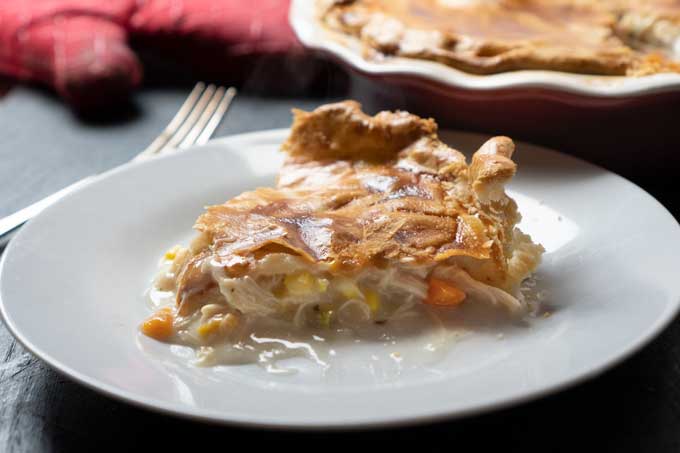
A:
290 0 680 97
1 129 680 429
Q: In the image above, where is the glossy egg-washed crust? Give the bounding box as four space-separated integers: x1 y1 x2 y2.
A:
176 101 525 310
321 0 680 76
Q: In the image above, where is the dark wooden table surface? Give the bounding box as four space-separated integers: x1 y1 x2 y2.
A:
1 81 680 453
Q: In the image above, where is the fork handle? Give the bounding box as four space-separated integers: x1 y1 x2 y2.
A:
0 176 96 249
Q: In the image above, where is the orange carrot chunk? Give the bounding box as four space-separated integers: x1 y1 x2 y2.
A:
425 278 466 307
141 307 175 341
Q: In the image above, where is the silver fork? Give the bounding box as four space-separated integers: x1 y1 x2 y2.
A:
0 82 237 249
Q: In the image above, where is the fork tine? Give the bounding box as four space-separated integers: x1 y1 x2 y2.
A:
194 87 237 146
133 83 237 163
137 82 205 158
164 84 217 150
179 86 226 148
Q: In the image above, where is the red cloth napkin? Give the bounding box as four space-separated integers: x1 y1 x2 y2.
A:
131 0 299 56
0 0 301 109
0 0 141 108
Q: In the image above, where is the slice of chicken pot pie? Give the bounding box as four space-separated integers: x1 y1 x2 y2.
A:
141 101 544 347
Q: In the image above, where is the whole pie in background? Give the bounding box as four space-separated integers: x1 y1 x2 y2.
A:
321 0 680 75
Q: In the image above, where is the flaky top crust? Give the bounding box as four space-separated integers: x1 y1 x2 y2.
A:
321 0 680 76
192 101 519 279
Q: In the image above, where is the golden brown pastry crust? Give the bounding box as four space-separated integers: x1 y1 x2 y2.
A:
612 0 680 74
321 0 680 76
176 101 526 311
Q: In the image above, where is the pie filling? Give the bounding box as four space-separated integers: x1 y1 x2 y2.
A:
320 0 680 75
140 101 544 369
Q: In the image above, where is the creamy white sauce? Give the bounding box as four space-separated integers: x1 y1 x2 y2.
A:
146 293 506 378
143 254 544 378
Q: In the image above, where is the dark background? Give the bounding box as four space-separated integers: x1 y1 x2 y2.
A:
1 68 680 451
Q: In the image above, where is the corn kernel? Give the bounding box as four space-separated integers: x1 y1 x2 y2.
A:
197 313 239 338
163 245 181 261
284 272 313 295
197 317 221 337
364 289 380 314
316 278 329 293
284 271 327 296
319 306 334 328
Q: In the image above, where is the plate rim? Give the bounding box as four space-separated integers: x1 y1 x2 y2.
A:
289 0 680 98
1 128 680 429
